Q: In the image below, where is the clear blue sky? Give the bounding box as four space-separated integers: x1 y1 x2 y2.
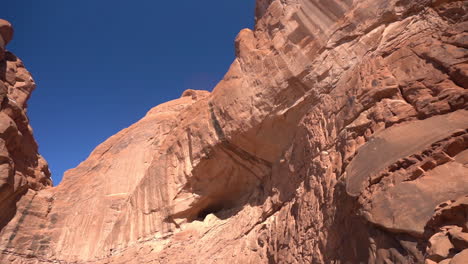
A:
2 1 255 185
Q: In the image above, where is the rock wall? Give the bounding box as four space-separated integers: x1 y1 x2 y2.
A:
0 0 467 263
0 19 51 234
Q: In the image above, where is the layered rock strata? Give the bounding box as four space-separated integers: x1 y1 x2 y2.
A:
1 0 468 263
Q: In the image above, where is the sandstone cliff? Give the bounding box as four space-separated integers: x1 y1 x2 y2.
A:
0 19 51 236
1 0 468 263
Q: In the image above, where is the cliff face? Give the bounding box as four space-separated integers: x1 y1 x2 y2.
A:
1 0 467 263
0 19 51 234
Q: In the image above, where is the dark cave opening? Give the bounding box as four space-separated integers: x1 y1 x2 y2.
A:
196 203 225 221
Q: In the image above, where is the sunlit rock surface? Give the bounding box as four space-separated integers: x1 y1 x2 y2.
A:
0 18 51 241
1 0 468 263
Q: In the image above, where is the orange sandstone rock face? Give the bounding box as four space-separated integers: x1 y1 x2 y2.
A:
1 0 468 263
0 20 51 235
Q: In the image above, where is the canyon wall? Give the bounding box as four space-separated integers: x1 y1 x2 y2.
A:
0 19 51 236
0 0 467 263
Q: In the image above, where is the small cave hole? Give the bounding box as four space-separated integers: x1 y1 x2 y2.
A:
196 203 225 221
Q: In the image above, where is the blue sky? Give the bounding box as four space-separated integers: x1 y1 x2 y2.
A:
2 1 255 185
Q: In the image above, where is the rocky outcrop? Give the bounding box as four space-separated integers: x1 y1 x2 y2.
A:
0 19 51 241
0 0 467 263
0 19 13 61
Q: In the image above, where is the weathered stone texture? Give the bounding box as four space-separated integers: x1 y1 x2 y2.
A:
0 19 51 251
1 0 467 263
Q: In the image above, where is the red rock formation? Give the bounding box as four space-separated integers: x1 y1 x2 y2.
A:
0 19 51 234
1 0 467 263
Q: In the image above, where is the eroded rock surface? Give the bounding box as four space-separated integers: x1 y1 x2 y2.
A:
0 18 51 250
1 0 468 263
